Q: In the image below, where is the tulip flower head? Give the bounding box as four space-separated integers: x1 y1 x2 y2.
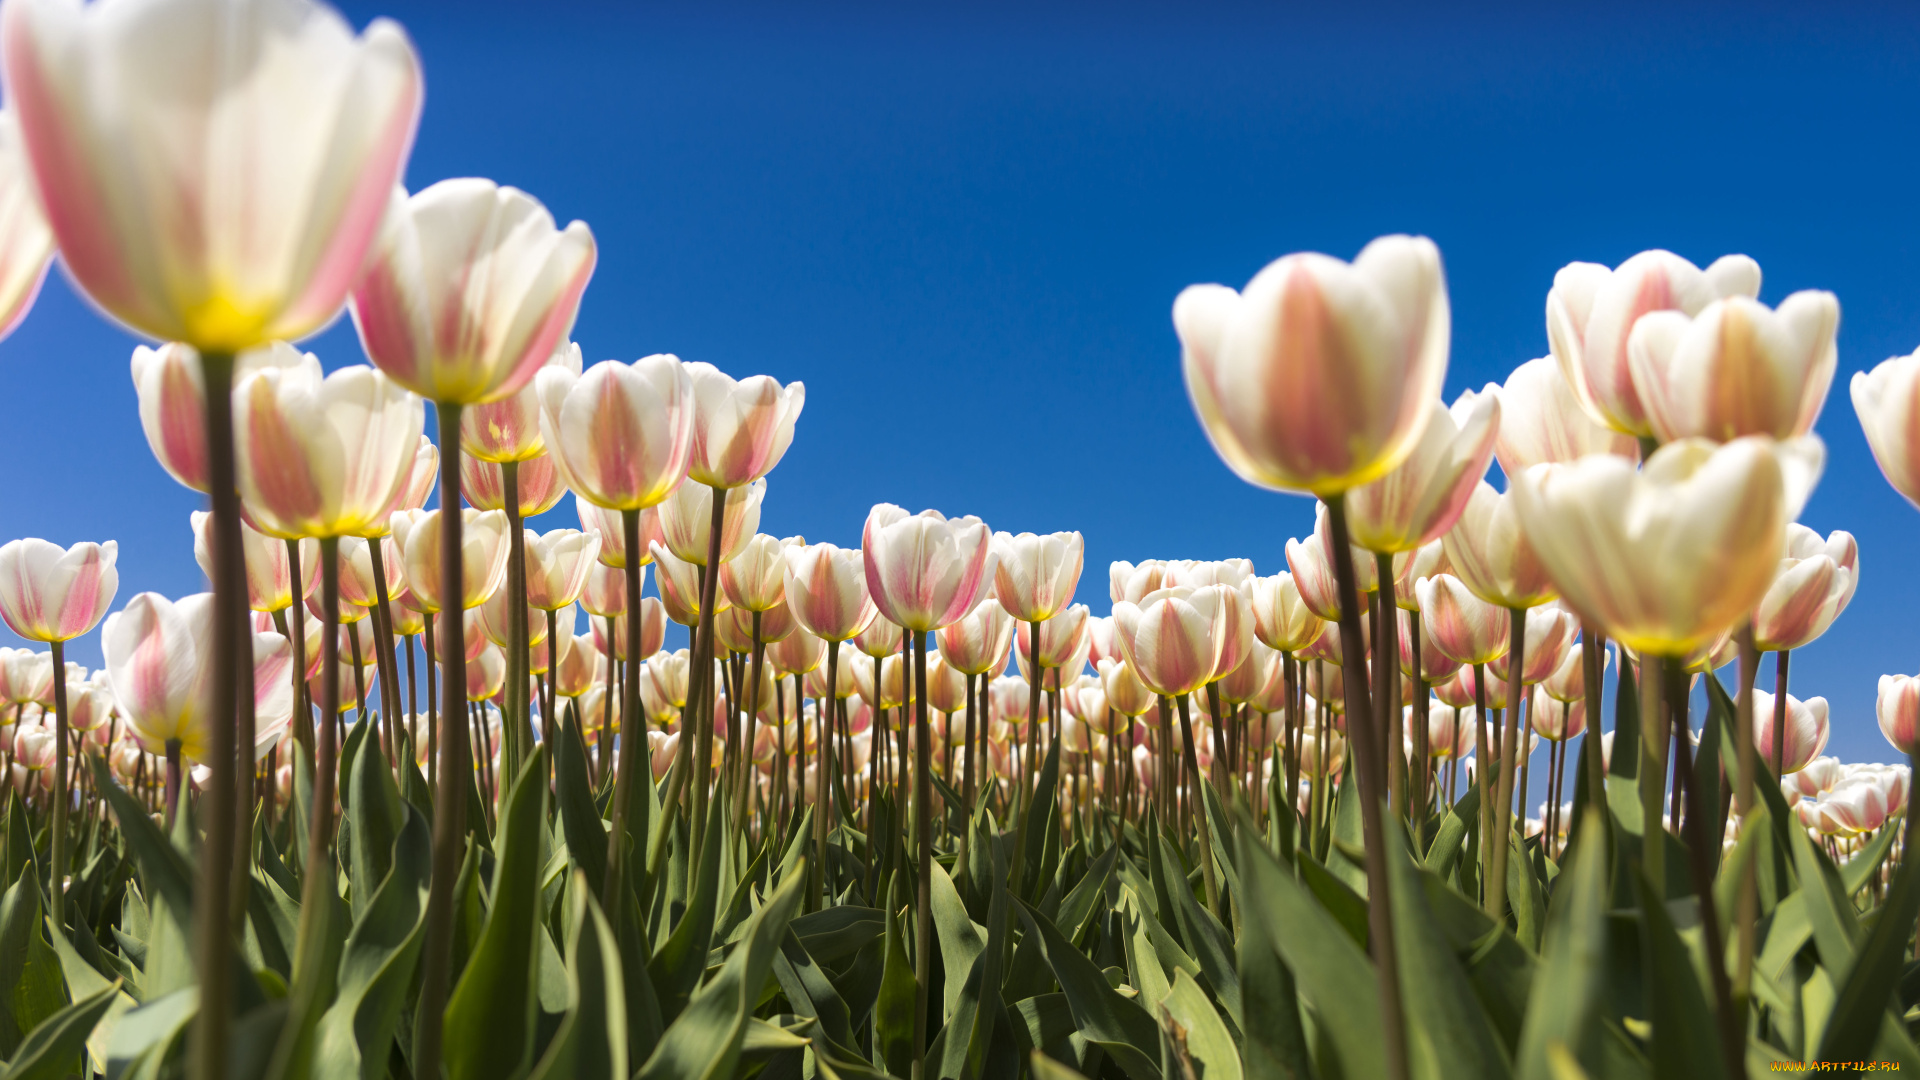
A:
132 341 322 493
1 0 424 352
1110 560 1169 604
193 511 316 613
1488 604 1579 685
537 355 694 512
1345 391 1499 553
1111 585 1240 699
1491 357 1639 480
461 341 581 462
1176 234 1450 495
991 530 1084 623
1248 571 1326 653
683 362 805 489
391 507 510 612
353 179 595 405
1440 481 1556 610
659 477 764 566
1512 437 1790 658
234 363 425 539
0 539 118 643
1546 249 1761 438
1751 688 1829 774
861 505 997 634
650 542 724 626
577 496 662 570
1878 674 1920 754
1851 348 1920 510
1752 525 1858 652
104 592 293 764
459 452 566 516
525 528 603 611
1629 289 1839 444
1415 574 1511 666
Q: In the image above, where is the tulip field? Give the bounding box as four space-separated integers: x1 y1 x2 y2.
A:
0 1 1917 1080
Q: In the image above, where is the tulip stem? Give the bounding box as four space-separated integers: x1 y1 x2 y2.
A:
911 629 934 1080
1488 609 1527 923
1665 660 1744 1077
1176 693 1221 916
48 637 68 929
1639 652 1666 899
814 640 840 912
1579 626 1608 849
604 508 649 923
1472 662 1493 907
689 486 727 871
415 402 470 1080
1375 552 1404 817
1733 628 1760 1013
367 540 406 775
1772 649 1791 781
1322 495 1409 1080
1008 618 1045 903
735 612 765 833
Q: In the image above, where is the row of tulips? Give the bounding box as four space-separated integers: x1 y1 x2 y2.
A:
0 0 1914 1079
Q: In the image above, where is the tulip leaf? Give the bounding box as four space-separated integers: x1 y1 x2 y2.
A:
935 835 1009 1080
1158 970 1242 1080
0 876 65 1061
876 880 918 1077
1424 781 1480 878
1236 820 1388 1080
345 731 404 925
1023 742 1062 901
1009 992 1077 1062
647 800 726 1023
1228 820 1312 1080
931 858 984 1020
528 874 628 1080
1385 815 1512 1080
314 803 431 1080
1516 811 1608 1080
633 859 806 1080
1791 824 1860 984
1013 898 1161 1080
1297 855 1369 952
1027 1048 1090 1080
1057 845 1118 951
0 980 120 1080
444 746 550 1080
1841 823 1899 899
1162 839 1240 1030
553 712 608 900
1634 869 1726 1080
1817 812 1920 1064
771 924 859 1054
789 905 885 965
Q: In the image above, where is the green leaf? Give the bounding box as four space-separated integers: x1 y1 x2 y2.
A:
935 838 1009 1080
1236 821 1388 1080
789 905 885 965
528 875 628 1080
1634 870 1725 1080
1161 835 1241 1029
634 858 807 1080
345 728 404 925
1841 824 1899 899
553 712 608 900
1055 845 1118 950
1297 855 1368 952
1027 1047 1090 1079
444 746 551 1080
1516 811 1608 1080
647 800 726 1023
1385 816 1512 1080
1157 970 1242 1080
1423 782 1479 877
931 859 984 1021
0 980 120 1080
1014 899 1160 1080
1791 823 1860 984
1817 814 1920 1063
877 880 919 1077
0 873 65 1059
314 804 432 1080
1228 834 1311 1080
1023 742 1063 902
770 925 858 1055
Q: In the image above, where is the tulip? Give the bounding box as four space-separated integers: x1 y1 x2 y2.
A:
193 511 316 613
659 477 764 566
1749 689 1829 775
1014 604 1092 671
652 543 726 626
579 561 628 620
1110 560 1169 604
233 364 425 540
103 592 293 766
1546 250 1760 437
1346 392 1499 554
538 357 694 514
1541 639 1607 704
132 341 322 492
1415 575 1510 666
1510 437 1788 659
683 362 806 489
1489 605 1579 686
1395 608 1461 683
1491 357 1639 479
521 528 602 613
1752 526 1858 653
0 647 52 707
1629 290 1839 444
1852 349 1920 508
767 628 826 677
1529 685 1587 741
391 508 511 612
459 452 566 516
1441 482 1556 610
992 531 1085 623
0 115 48 341
721 534 795 613
1176 234 1450 495
1878 674 1920 755
0 539 118 645
1391 541 1448 609
1164 558 1255 592
553 632 598 700
861 505 997 635
1249 572 1326 653
937 592 1016 675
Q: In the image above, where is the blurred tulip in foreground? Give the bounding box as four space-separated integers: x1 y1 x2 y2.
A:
1490 357 1638 479
1629 289 1839 444
104 593 293 764
1346 392 1499 553
1176 234 1450 495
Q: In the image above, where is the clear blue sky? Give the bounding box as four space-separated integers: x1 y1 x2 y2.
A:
2 0 1916 771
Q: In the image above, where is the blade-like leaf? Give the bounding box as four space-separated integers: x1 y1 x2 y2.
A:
1515 811 1608 1080
0 980 120 1080
1014 899 1160 1080
528 874 629 1080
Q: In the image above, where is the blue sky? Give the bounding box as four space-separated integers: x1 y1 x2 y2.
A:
2 0 1917 769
